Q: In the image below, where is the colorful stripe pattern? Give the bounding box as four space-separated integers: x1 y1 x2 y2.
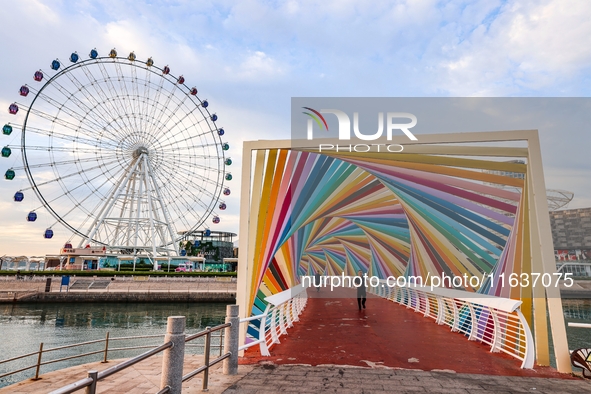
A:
246 148 528 326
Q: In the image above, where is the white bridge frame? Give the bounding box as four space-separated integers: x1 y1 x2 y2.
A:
237 130 571 373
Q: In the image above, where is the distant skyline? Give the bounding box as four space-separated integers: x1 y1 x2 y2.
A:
1 0 590 256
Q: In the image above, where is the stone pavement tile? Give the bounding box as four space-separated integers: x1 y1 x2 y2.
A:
381 375 421 383
389 387 426 392
223 365 591 394
392 369 433 376
422 389 470 394
478 383 533 392
222 389 257 394
328 381 387 390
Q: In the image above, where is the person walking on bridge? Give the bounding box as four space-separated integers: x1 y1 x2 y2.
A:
314 271 322 292
356 270 366 310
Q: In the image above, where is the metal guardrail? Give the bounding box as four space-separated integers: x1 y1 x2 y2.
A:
556 262 591 278
182 323 231 391
568 322 591 328
369 281 535 369
239 284 308 356
48 342 173 394
0 332 167 381
0 306 241 394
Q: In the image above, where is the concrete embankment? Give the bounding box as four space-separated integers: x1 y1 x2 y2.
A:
560 279 591 299
10 291 236 303
0 276 237 303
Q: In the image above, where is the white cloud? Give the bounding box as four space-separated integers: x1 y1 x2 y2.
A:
224 51 285 81
434 0 591 95
1 0 591 256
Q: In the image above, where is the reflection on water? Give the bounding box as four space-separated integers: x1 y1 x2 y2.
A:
0 302 227 388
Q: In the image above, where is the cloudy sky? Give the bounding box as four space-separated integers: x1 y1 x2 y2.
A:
1 0 590 257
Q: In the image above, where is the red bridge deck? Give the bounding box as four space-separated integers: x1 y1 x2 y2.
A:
241 288 570 379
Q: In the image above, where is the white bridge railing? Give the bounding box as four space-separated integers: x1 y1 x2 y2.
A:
239 284 308 356
369 281 535 369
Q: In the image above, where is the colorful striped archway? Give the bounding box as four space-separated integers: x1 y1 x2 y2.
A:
236 130 571 373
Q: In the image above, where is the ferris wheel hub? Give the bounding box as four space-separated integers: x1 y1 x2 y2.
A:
132 146 149 159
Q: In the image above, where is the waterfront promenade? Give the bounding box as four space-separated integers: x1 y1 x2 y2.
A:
0 276 236 303
2 287 590 393
4 362 590 394
2 279 591 392
0 355 255 394
1 277 590 301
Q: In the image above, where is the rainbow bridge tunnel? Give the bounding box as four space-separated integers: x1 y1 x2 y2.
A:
236 130 571 373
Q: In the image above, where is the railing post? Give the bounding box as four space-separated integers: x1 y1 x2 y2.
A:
102 332 110 363
489 308 501 353
423 296 430 317
515 309 535 369
160 316 186 394
33 342 43 380
85 370 98 394
467 303 478 340
285 299 294 327
451 300 460 332
223 305 239 375
269 308 280 345
258 305 271 356
278 304 287 335
203 327 211 392
435 297 445 325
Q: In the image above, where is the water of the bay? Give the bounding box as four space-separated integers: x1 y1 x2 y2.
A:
559 298 591 353
1 300 590 388
0 302 227 388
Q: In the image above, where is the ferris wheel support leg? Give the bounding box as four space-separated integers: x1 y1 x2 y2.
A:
112 174 134 246
134 163 145 254
77 159 139 248
142 155 158 258
145 156 180 255
80 157 142 248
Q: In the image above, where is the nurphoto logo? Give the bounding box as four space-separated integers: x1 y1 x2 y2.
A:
302 107 418 153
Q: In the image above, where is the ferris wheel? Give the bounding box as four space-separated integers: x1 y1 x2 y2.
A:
3 48 232 256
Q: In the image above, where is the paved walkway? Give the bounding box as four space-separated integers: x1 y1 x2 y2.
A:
5 360 589 394
223 364 591 394
0 355 254 394
242 289 568 378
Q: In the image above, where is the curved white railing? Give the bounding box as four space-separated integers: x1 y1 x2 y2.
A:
239 284 308 356
370 281 535 369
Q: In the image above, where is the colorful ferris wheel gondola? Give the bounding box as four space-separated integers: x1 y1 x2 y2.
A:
4 168 15 180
